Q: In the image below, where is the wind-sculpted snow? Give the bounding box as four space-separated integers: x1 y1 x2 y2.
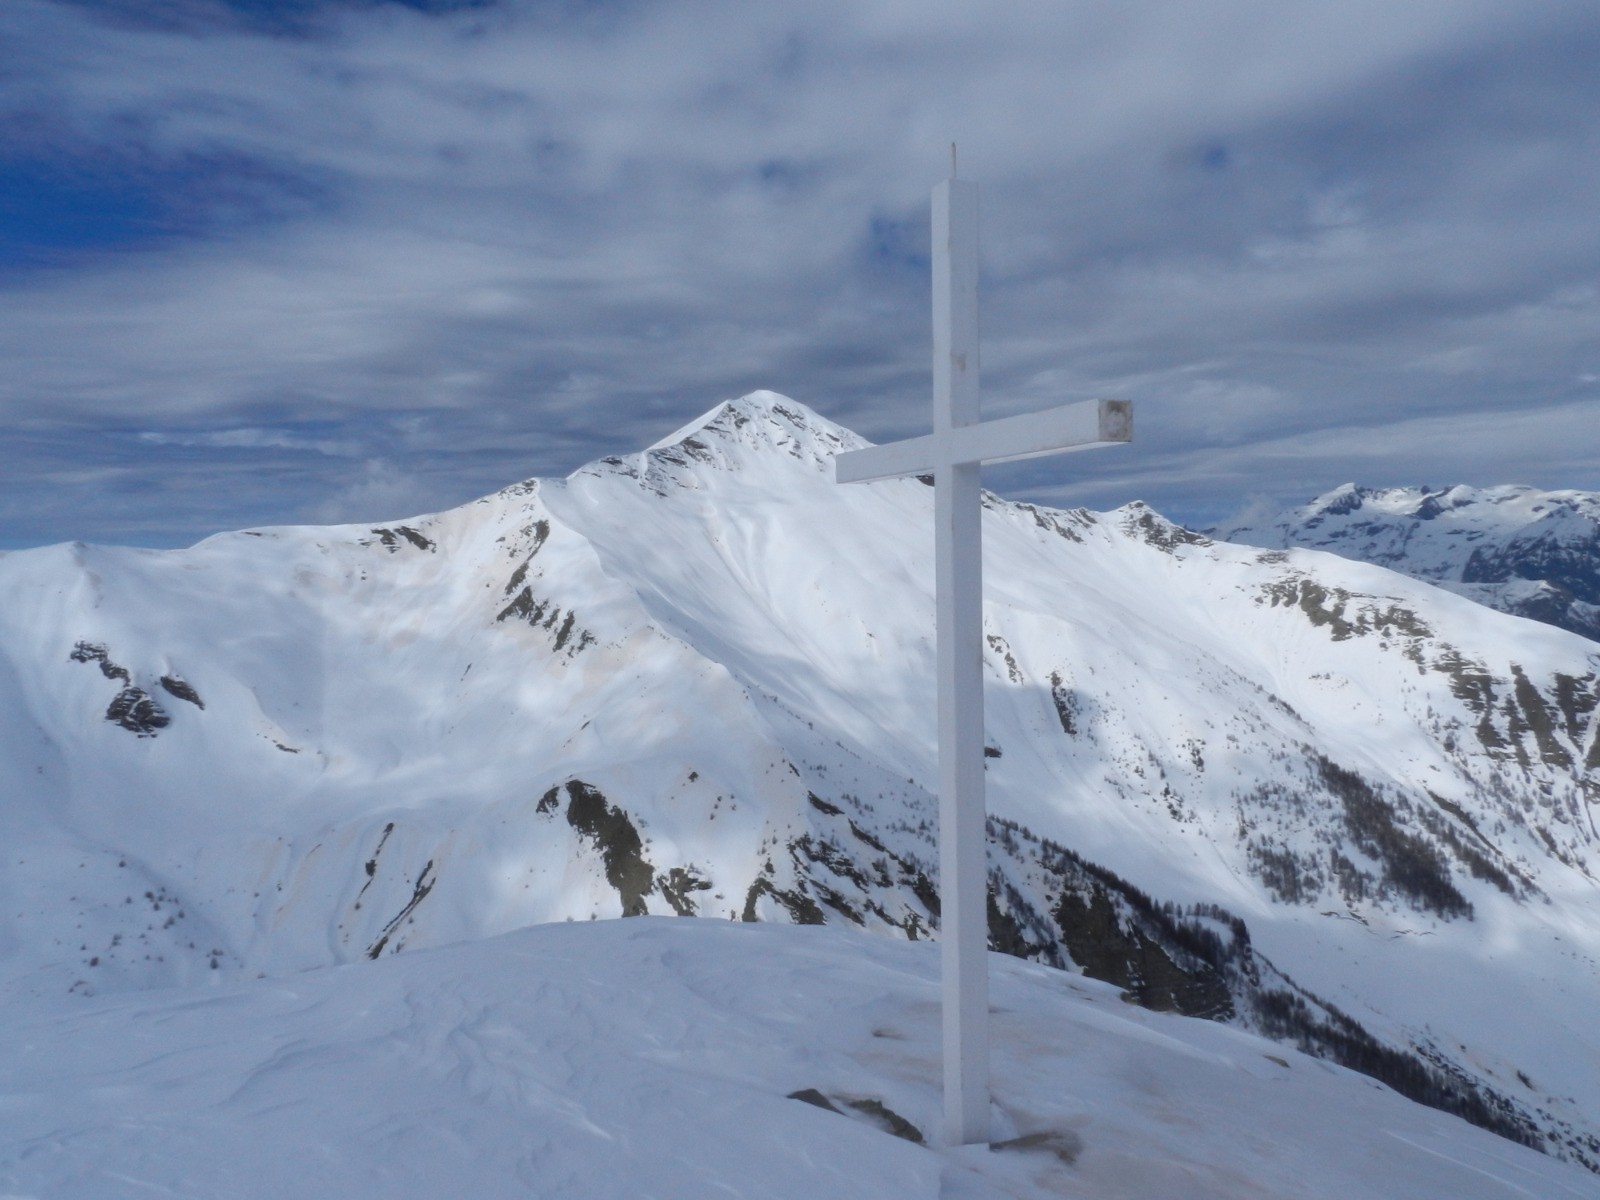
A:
7 920 1594 1199
1 392 1598 1172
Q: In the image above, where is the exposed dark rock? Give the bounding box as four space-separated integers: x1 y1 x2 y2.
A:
786 1088 841 1114
352 822 396 912
1510 665 1573 768
552 610 577 652
70 641 130 682
656 866 713 916
793 834 870 891
158 676 204 709
504 561 530 596
844 1097 924 1144
1014 502 1091 543
993 1129 1083 1165
785 1089 925 1144
1262 578 1360 640
742 874 825 925
496 587 549 626
495 591 595 655
1048 671 1078 735
806 791 842 816
365 859 436 959
679 436 715 463
1120 503 1211 552
370 526 436 553
105 687 170 737
502 521 552 597
564 780 654 916
986 633 1023 683
845 819 885 854
809 879 864 924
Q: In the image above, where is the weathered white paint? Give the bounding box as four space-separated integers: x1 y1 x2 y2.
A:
835 176 1132 1147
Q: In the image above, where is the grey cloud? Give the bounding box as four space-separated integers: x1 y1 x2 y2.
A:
137 427 363 455
2 0 1599 548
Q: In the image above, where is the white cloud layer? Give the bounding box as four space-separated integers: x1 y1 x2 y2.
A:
2 0 1599 545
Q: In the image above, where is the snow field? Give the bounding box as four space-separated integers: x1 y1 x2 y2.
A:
1 919 1591 1200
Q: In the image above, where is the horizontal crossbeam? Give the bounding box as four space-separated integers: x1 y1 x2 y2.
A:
835 398 1131 485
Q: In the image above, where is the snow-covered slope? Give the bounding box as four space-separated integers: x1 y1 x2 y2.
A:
1212 484 1600 642
3 919 1592 1200
2 393 1598 1173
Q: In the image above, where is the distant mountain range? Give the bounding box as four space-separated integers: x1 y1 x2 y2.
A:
1211 483 1600 642
1 394 1596 1172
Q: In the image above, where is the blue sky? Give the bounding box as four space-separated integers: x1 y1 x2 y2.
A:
4 0 1600 548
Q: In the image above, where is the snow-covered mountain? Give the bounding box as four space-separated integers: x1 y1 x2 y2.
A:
1212 484 1600 642
2 393 1598 1176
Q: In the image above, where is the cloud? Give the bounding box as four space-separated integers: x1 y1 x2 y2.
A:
1012 395 1600 530
2 0 1600 546
138 427 362 455
301 457 427 525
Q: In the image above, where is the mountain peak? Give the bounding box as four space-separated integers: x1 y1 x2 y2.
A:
645 390 814 446
1307 482 1366 517
656 390 864 457
578 391 866 492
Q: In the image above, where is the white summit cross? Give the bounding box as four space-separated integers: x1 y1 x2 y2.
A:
835 168 1132 1146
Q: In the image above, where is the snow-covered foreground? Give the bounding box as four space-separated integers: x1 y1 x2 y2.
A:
0 918 1588 1200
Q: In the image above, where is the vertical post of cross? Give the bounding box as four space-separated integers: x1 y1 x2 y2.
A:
932 176 990 1147
834 171 1132 1149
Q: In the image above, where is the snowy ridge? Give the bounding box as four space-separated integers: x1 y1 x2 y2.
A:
1213 483 1600 641
2 393 1599 1183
